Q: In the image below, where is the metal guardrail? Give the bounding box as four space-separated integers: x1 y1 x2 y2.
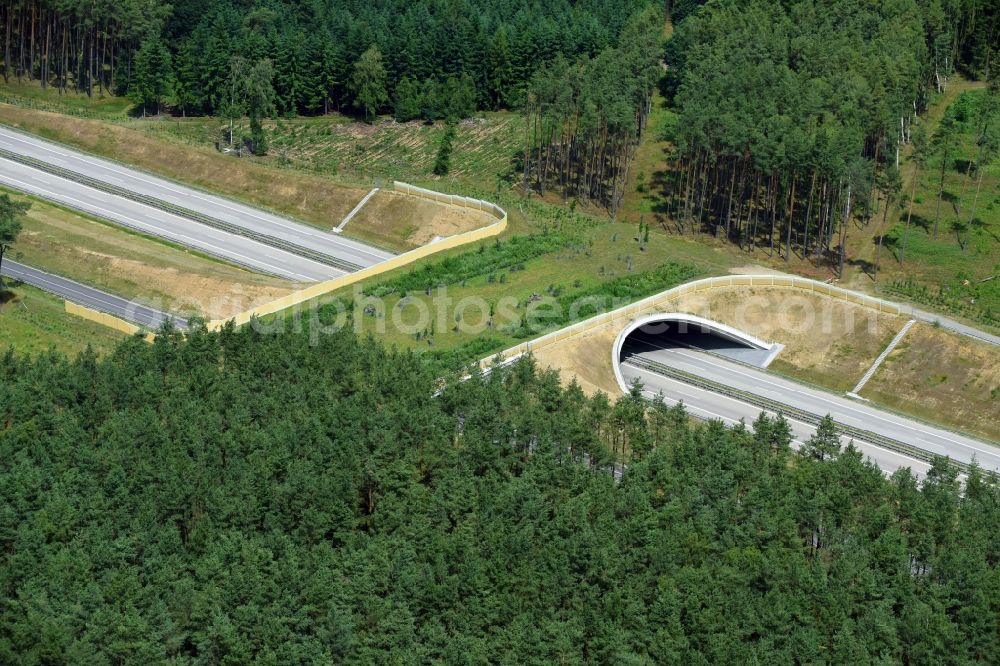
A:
0 118 389 247
624 356 995 478
0 147 364 273
631 337 1000 450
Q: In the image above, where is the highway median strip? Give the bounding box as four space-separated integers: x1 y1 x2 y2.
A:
624 356 996 478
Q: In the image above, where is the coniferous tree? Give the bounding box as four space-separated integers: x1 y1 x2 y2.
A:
931 109 959 238
129 37 172 117
420 77 443 122
444 73 477 121
660 0 990 266
245 59 276 155
393 76 422 122
433 122 456 176
172 40 199 117
901 127 929 265
0 327 996 663
801 415 842 462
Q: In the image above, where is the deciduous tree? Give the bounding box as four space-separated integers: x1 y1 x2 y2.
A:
351 46 388 123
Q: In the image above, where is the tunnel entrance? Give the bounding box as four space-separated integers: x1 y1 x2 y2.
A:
616 315 780 370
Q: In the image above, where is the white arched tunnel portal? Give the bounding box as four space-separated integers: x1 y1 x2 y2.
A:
612 313 780 394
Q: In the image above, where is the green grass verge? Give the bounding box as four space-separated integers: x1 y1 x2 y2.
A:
0 79 133 119
883 88 1000 328
268 216 730 369
0 283 126 357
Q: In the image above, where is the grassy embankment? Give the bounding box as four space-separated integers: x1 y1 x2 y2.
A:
862 322 1000 442
2 188 295 319
0 283 125 357
286 206 730 366
0 80 520 250
0 84 366 228
527 285 999 442
0 82 741 358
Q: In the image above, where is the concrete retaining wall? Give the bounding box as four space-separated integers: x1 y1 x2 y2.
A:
205 183 507 329
65 301 155 341
393 181 507 219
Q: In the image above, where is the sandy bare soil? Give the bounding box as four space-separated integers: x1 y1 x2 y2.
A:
862 323 1000 442
670 287 904 391
532 325 623 397
348 190 495 250
520 285 998 442
62 249 292 320
14 200 295 320
527 286 905 397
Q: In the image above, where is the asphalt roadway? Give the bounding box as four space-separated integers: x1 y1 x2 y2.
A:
2 260 187 330
0 125 393 269
620 337 1000 477
0 157 342 281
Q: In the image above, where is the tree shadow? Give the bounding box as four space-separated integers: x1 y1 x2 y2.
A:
848 257 874 279
650 168 671 193
647 168 684 232
953 158 974 174
872 234 901 262
969 218 999 243
125 103 152 119
0 288 18 305
941 191 961 213
872 234 900 249
809 246 839 272
908 213 932 232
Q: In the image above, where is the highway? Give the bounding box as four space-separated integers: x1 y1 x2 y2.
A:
0 125 393 269
620 335 1000 477
0 157 341 281
2 260 187 330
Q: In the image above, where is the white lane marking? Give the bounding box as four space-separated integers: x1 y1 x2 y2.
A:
624 360 1000 465
641 346 998 457
6 264 171 325
0 167 325 282
0 128 390 262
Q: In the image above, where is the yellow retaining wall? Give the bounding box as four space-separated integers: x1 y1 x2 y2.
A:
65 301 155 341
63 183 508 338
479 275 904 369
206 182 508 330
64 174 911 354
